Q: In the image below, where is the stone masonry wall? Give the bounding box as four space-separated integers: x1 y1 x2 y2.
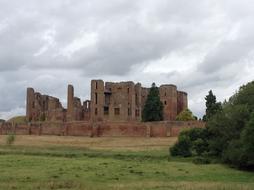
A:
0 121 205 137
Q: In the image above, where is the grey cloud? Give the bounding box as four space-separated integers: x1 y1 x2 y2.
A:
199 39 254 74
0 0 254 119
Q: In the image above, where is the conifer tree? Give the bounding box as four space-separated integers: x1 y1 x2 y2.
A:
203 90 222 121
142 83 163 122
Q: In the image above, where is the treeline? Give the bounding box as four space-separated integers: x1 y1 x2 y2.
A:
170 81 254 170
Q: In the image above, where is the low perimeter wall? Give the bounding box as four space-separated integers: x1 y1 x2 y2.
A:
0 121 205 137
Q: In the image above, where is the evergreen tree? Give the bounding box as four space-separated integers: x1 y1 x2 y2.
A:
142 83 163 122
203 90 222 121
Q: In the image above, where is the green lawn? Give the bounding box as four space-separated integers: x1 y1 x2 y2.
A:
0 137 253 190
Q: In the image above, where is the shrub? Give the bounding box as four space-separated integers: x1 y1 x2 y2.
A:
170 135 192 157
181 128 208 142
193 138 208 156
170 128 209 157
6 133 16 146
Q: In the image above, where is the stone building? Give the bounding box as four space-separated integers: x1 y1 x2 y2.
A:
26 80 187 122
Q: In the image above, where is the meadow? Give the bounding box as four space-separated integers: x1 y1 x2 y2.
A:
0 135 253 190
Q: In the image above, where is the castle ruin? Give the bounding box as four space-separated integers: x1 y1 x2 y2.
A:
26 80 188 122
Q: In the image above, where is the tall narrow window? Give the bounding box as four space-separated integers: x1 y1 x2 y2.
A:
114 108 120 115
127 88 130 94
95 93 98 104
95 82 98 89
128 108 131 116
104 107 109 115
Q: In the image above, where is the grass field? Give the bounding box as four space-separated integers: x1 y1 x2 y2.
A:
0 135 254 190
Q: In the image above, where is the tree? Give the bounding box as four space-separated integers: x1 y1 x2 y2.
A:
176 109 195 121
203 90 222 121
241 112 254 169
223 112 254 169
171 80 254 170
232 81 254 112
142 83 163 122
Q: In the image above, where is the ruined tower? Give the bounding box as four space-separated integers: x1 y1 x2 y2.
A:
103 81 139 121
134 83 142 121
26 87 65 122
26 88 35 122
177 91 188 115
90 80 105 121
67 84 74 121
159 85 178 120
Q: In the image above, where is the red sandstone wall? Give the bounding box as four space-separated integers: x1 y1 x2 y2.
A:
97 122 147 137
66 122 92 136
0 121 205 137
14 125 30 135
169 121 205 136
30 125 41 135
148 122 167 137
0 123 30 135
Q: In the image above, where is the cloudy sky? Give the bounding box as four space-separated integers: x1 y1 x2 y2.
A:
0 0 254 120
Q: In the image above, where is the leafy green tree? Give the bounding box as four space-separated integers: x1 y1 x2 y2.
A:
231 81 254 112
203 90 222 121
207 105 249 156
142 83 163 122
223 112 254 169
176 109 195 121
241 112 254 169
171 80 254 170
